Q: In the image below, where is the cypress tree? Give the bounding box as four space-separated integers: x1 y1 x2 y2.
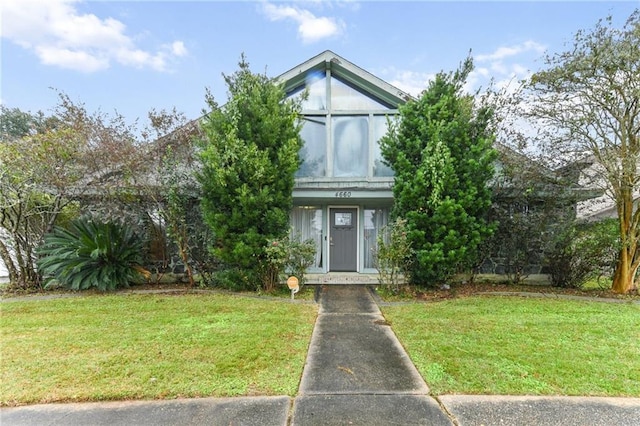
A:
380 57 497 285
198 55 302 287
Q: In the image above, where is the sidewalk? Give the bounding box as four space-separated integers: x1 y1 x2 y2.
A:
2 285 639 425
291 285 450 425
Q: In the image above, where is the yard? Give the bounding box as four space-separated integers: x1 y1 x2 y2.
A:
1 289 639 407
383 296 640 396
0 293 317 406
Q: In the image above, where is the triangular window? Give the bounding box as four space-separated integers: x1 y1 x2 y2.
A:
331 77 390 110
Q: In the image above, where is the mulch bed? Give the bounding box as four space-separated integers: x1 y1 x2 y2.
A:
3 280 638 302
393 281 640 302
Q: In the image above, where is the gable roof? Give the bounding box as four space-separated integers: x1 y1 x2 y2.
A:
276 50 413 108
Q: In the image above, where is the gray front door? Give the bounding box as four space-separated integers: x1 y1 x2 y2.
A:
330 208 357 272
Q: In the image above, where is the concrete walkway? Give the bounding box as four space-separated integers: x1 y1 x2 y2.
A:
2 285 639 425
291 285 450 425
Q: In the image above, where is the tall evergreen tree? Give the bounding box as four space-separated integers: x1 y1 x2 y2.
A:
380 57 497 285
197 55 303 287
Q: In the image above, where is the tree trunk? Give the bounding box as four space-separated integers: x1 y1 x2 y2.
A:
611 185 637 294
0 240 18 284
178 242 196 288
174 226 195 288
612 248 632 294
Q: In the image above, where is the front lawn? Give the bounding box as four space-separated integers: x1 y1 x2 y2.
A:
383 297 640 396
0 293 317 406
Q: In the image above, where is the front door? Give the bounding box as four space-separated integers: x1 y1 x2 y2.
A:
329 208 357 272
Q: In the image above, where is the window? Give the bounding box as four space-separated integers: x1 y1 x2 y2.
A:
331 77 389 110
363 208 390 269
332 116 368 177
302 72 327 110
372 115 394 177
290 206 324 269
296 116 326 177
287 71 398 179
334 212 352 226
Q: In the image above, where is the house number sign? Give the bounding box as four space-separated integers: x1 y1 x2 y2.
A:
334 191 352 198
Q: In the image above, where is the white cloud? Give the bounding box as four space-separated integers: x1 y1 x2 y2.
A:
475 40 546 62
36 46 108 73
377 67 435 97
381 41 545 100
390 74 432 98
262 2 345 43
477 41 545 78
380 58 528 100
1 0 188 73
379 48 538 97
169 41 188 57
472 41 547 94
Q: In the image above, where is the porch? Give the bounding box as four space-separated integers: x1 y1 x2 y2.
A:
305 272 380 285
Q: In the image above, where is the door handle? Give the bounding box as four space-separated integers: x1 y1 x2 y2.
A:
330 237 334 246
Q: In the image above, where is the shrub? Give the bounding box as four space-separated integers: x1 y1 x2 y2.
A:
206 268 257 291
492 205 549 284
374 219 413 292
198 56 302 284
262 234 316 292
284 236 316 287
478 196 570 285
37 217 148 291
262 238 288 292
546 219 619 288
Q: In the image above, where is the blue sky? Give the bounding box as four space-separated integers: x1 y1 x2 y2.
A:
2 1 639 125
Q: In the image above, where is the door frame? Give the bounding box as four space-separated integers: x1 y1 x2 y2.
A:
328 205 360 272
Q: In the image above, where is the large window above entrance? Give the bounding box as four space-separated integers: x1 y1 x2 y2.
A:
331 77 389 110
290 72 398 179
298 116 326 177
333 116 368 177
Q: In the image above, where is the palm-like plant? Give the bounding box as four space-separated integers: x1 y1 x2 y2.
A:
38 217 148 291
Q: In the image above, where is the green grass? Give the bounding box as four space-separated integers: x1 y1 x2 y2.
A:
383 297 640 397
4 289 638 405
581 276 614 290
1 293 317 406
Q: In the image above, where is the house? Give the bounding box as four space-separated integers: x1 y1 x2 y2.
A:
575 157 640 222
579 195 640 222
128 50 595 284
275 51 411 279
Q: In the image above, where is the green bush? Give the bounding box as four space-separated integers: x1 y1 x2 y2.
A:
37 217 147 291
546 219 619 288
285 236 316 287
207 268 257 291
262 238 288 292
262 234 316 292
488 203 552 284
375 218 413 292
